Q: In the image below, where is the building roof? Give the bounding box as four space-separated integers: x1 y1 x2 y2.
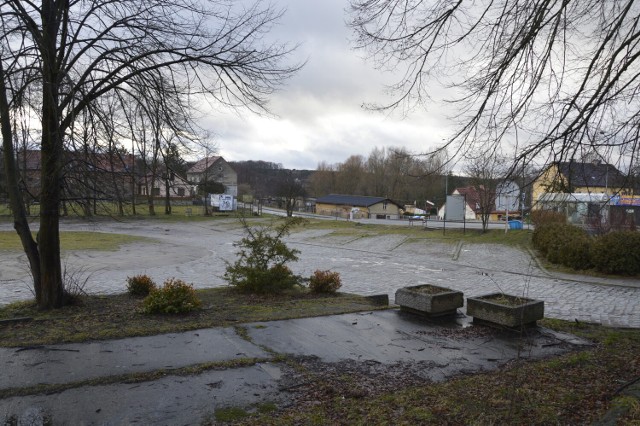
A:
556 161 625 188
452 186 490 210
453 186 480 203
316 194 402 208
187 156 222 174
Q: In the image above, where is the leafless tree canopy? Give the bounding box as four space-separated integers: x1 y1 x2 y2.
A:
464 149 508 231
309 146 446 205
1 0 299 308
350 0 640 173
1 0 298 118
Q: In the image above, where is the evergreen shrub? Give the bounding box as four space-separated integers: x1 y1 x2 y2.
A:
591 231 640 275
141 278 201 314
533 223 592 269
224 217 305 294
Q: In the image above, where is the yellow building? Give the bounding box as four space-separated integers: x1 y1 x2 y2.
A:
532 161 631 208
315 194 403 220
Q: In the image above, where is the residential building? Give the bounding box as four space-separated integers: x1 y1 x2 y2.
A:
137 172 192 201
533 160 637 228
315 194 403 220
532 160 630 205
186 156 238 197
437 186 486 220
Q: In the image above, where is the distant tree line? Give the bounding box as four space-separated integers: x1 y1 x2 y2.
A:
308 147 454 209
230 147 472 211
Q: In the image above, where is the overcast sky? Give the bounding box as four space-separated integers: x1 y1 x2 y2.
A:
199 0 452 170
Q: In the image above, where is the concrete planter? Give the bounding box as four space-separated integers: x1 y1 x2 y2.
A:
466 293 544 328
395 284 463 317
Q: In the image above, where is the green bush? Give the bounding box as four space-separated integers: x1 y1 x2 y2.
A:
555 229 593 270
533 223 593 270
126 274 157 296
530 210 566 228
532 223 565 256
227 263 300 294
141 278 201 314
591 231 640 275
224 217 305 294
309 270 342 294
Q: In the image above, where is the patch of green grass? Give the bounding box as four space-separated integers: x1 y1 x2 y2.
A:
256 402 277 414
0 231 151 251
540 318 640 344
212 401 278 423
299 219 533 248
0 288 388 347
215 407 250 422
234 325 251 342
0 201 251 223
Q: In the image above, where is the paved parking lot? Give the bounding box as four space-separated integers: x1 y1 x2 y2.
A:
1 218 638 328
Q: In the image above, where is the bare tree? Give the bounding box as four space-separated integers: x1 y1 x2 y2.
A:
276 169 305 217
1 0 299 309
335 155 366 195
309 161 336 197
365 147 387 196
350 1 640 177
464 151 508 232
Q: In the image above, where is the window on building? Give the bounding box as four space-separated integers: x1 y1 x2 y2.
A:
178 188 185 196
153 187 160 196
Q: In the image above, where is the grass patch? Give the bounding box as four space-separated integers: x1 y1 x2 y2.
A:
0 201 251 223
215 407 251 423
0 287 387 347
235 319 640 425
214 402 278 423
298 219 533 248
0 231 151 251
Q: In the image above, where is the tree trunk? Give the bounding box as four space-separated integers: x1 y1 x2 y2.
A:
0 64 42 302
165 176 171 214
38 0 65 309
39 97 64 308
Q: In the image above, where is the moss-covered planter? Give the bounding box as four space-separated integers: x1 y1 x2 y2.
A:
395 284 463 317
466 293 544 328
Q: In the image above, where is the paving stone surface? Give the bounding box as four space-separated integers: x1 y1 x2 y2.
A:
1 219 639 328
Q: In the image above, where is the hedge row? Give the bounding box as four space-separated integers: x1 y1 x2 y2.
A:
533 225 640 275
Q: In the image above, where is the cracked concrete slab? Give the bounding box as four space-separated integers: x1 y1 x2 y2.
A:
245 310 591 382
0 310 592 423
0 363 291 425
0 327 269 390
